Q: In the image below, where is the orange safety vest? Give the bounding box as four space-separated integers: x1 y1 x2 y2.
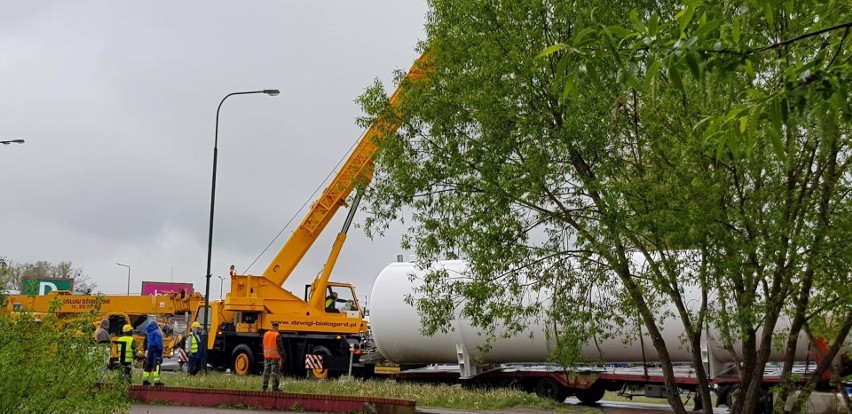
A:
263 330 281 359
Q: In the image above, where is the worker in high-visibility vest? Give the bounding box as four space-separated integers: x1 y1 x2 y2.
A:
325 291 346 313
185 321 203 375
115 324 136 383
261 321 286 392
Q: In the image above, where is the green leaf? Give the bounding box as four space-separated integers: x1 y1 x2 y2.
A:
760 0 774 27
727 130 740 159
562 69 579 99
606 25 633 39
685 52 702 80
768 125 785 162
537 43 567 59
743 59 756 80
677 3 697 34
693 18 721 39
767 98 782 133
725 105 750 121
630 10 642 32
669 65 684 91
644 59 662 90
556 52 572 78
732 18 741 43
573 27 597 48
746 105 761 157
648 13 659 35
739 115 749 133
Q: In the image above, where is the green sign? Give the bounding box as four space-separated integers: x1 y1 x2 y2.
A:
22 278 74 295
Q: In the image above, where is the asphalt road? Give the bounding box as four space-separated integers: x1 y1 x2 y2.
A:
158 353 183 372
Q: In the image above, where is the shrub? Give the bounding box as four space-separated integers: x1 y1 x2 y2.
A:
0 307 129 413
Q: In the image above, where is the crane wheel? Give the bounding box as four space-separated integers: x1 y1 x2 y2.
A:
534 378 568 402
308 346 333 380
231 345 255 376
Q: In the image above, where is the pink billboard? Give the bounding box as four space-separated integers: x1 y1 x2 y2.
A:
141 281 194 297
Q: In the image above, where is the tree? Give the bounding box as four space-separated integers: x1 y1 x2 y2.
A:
1 260 97 294
358 1 850 414
0 257 8 306
0 299 129 413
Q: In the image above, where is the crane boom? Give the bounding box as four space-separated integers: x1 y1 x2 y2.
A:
203 53 431 377
262 53 429 287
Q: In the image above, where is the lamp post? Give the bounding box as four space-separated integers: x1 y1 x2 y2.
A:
116 263 131 295
202 89 279 368
217 275 224 299
1 139 25 145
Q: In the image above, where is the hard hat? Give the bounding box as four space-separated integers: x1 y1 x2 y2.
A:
122 325 133 333
191 321 202 329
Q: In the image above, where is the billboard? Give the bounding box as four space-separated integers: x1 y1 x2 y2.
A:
141 281 193 297
22 277 74 295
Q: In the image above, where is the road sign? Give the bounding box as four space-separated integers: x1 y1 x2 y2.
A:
22 277 74 295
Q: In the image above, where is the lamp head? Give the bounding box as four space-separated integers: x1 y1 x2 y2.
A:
262 89 280 96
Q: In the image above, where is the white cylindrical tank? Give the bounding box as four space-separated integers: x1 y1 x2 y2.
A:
370 260 556 363
369 260 811 365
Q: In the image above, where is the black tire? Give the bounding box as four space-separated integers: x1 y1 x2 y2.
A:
231 344 255 376
534 378 568 402
307 345 334 380
575 384 605 404
716 384 733 407
723 385 769 414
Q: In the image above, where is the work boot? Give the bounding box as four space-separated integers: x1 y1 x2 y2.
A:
154 381 164 386
142 380 151 386
261 387 267 392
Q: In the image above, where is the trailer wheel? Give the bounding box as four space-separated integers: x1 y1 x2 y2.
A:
723 385 769 414
574 384 605 404
231 345 255 376
308 346 332 380
716 385 733 407
534 378 568 402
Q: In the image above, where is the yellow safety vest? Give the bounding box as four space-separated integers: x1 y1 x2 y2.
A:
190 333 200 354
116 335 135 364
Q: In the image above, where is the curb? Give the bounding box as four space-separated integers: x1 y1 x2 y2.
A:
130 385 415 414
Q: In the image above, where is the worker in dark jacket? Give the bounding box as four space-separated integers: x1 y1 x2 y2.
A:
94 319 111 343
261 321 286 391
142 321 164 385
93 319 112 382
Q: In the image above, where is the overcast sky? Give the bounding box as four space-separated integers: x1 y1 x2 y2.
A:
0 1 427 303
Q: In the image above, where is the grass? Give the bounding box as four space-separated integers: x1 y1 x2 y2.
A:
149 370 591 412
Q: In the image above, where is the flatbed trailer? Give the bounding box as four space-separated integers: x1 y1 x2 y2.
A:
387 362 823 407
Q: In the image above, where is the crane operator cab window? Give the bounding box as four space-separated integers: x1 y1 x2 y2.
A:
325 287 357 314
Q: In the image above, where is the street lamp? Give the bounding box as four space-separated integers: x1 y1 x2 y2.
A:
1 139 25 145
202 89 279 367
116 263 131 295
217 275 224 299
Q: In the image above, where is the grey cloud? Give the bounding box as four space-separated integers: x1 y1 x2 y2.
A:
1 0 426 298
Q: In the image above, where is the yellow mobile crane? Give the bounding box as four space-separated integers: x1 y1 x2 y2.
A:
4 289 204 361
199 53 428 377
